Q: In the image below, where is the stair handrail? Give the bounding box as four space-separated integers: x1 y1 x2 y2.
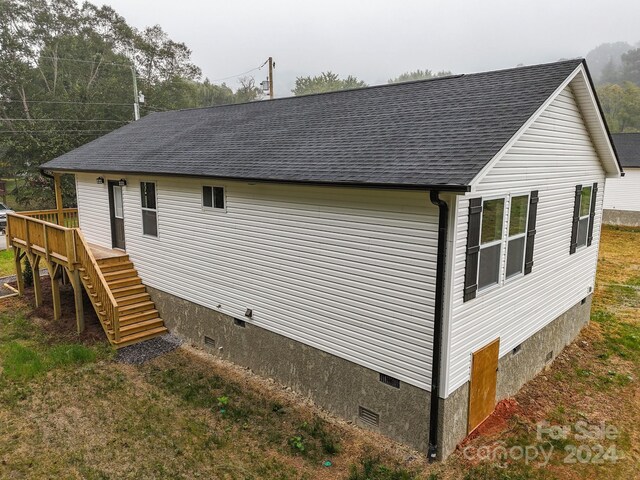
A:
73 229 121 342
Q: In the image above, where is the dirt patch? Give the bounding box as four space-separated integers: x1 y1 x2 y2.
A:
10 280 105 345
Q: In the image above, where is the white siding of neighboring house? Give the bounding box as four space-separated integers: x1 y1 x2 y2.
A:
74 173 440 390
444 86 606 396
603 168 640 212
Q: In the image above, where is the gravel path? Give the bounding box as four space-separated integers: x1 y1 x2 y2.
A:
115 333 183 365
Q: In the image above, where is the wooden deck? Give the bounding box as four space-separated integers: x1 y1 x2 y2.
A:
89 243 128 261
6 211 168 347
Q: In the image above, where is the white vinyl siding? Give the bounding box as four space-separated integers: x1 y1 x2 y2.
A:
445 85 606 396
76 175 112 247
75 174 439 390
603 168 640 212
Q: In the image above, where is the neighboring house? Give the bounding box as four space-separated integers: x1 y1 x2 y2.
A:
12 59 620 460
603 133 640 226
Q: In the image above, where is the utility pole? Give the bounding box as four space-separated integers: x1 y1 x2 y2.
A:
131 64 140 120
268 57 274 100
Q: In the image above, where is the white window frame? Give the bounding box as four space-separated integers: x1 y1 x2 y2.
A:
476 192 532 296
576 185 592 250
140 180 159 238
503 192 530 283
477 195 507 293
202 184 226 212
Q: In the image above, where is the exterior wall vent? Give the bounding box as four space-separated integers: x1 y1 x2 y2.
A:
204 336 216 348
379 373 400 388
512 344 522 355
358 406 380 427
234 318 246 328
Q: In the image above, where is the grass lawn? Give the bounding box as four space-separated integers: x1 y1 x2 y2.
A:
0 249 14 277
0 226 638 479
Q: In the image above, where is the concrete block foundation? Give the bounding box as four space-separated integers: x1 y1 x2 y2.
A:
147 286 432 452
146 286 592 460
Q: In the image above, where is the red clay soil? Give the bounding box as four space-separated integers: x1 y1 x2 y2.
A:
4 279 106 345
458 398 523 449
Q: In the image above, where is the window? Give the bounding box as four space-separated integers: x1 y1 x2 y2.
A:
140 181 157 237
464 192 538 302
203 186 225 209
570 183 598 254
505 195 529 278
478 198 504 290
113 185 124 219
576 186 591 249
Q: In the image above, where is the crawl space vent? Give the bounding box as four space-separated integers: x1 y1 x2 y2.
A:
234 318 246 328
358 406 380 427
545 350 553 362
204 336 216 348
379 373 400 388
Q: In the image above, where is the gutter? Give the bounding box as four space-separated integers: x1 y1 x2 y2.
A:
427 190 449 461
38 167 471 193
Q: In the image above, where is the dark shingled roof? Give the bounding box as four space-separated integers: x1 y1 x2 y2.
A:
612 133 640 168
42 59 585 189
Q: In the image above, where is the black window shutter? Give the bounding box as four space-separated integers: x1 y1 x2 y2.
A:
524 191 539 275
569 185 582 255
587 182 598 247
463 198 483 302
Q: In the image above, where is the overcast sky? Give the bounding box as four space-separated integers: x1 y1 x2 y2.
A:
102 0 640 96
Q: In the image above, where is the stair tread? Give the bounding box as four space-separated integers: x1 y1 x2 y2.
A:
109 317 164 333
120 309 159 323
99 262 134 272
108 278 142 287
119 300 155 312
103 268 137 277
116 293 151 305
114 326 168 345
111 284 146 294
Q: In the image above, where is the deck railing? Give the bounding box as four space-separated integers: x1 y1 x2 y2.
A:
19 208 79 228
6 210 119 341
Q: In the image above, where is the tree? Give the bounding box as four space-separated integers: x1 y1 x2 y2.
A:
585 41 633 84
292 72 367 96
235 76 263 103
388 69 452 84
597 82 640 133
0 0 205 208
620 48 640 86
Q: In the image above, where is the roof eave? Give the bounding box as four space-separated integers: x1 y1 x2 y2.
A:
41 167 471 193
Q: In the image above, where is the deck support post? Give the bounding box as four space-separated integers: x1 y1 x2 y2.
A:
53 173 64 226
68 268 85 334
29 254 42 308
47 262 61 321
13 248 25 296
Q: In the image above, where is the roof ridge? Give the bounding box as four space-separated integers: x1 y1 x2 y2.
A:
161 58 584 115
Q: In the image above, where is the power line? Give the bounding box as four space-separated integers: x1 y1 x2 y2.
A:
1 118 129 123
208 58 270 83
0 129 115 134
7 100 133 106
37 55 131 67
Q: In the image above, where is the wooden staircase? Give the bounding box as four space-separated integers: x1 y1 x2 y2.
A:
6 210 168 348
80 253 168 348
